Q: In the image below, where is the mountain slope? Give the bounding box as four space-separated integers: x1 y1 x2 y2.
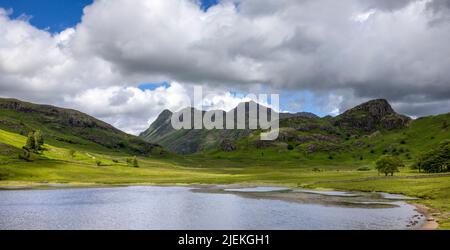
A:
140 99 422 155
140 102 313 154
0 98 163 155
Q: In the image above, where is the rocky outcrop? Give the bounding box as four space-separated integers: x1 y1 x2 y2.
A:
333 99 411 132
220 139 237 152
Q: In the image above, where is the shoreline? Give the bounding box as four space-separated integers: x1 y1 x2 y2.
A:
414 203 439 230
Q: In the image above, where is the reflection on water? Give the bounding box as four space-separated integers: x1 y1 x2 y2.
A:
0 186 423 230
224 187 290 192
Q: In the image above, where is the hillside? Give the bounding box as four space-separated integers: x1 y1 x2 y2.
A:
140 102 315 154
140 99 422 156
0 98 163 156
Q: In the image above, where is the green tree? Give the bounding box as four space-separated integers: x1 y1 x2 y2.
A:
34 130 44 150
375 155 404 176
417 140 450 173
132 156 139 168
25 132 36 151
18 148 31 162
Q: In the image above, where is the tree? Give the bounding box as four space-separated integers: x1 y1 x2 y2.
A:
132 156 139 168
18 148 31 162
375 155 404 176
417 140 450 173
34 130 44 150
25 132 36 151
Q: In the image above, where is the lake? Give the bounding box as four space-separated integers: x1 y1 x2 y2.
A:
0 186 424 230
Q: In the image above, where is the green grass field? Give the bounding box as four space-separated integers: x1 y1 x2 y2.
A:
1 128 449 229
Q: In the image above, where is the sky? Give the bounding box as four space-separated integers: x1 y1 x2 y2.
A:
0 0 449 134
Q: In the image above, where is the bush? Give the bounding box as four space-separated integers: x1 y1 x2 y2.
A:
132 156 139 168
96 160 102 166
416 140 449 173
375 155 404 176
400 140 406 145
328 155 333 160
312 168 321 172
112 159 119 163
287 144 294 150
357 166 371 171
68 149 76 158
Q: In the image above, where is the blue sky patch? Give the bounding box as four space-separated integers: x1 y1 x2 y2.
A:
0 0 220 32
200 0 219 11
0 0 93 33
138 82 171 91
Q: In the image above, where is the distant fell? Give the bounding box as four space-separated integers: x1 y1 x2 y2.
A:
0 98 163 155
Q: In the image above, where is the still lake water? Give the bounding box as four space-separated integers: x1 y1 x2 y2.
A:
0 186 422 230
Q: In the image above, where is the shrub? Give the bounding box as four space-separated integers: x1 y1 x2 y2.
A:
287 144 294 150
312 168 321 172
357 166 371 171
328 155 333 160
112 159 119 163
132 156 139 168
96 160 102 166
68 149 76 158
400 140 406 145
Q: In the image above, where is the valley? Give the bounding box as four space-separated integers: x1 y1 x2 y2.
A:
0 97 449 229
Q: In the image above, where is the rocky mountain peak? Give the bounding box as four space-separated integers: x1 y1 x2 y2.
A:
343 99 394 118
334 99 411 131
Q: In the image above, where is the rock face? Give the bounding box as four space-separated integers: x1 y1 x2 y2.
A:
333 99 411 131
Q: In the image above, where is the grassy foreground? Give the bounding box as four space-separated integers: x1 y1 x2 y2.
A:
1 129 449 229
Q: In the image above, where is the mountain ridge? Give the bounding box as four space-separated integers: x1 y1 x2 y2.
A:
140 99 413 154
